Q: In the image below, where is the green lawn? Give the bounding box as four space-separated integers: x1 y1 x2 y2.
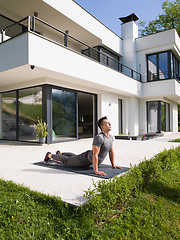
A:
0 147 180 239
171 138 180 142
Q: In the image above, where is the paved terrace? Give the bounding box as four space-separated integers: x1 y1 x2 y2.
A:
0 132 180 206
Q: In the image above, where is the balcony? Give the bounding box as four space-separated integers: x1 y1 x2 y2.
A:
0 15 141 82
148 71 180 82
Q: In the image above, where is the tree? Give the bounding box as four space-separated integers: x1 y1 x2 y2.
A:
139 0 180 36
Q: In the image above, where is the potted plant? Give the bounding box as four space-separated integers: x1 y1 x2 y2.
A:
34 118 51 144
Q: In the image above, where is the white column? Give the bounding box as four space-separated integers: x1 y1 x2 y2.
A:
123 98 130 135
171 103 178 132
129 97 139 135
139 99 147 134
0 94 2 138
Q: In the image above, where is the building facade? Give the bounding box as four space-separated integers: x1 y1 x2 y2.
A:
0 0 180 144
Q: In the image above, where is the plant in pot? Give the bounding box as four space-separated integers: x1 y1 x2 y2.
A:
34 118 51 144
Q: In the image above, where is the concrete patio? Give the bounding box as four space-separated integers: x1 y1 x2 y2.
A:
0 132 180 206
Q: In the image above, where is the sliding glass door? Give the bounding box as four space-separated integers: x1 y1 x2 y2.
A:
18 87 42 141
52 89 76 142
78 92 94 139
52 88 96 142
1 91 17 140
0 85 97 143
147 101 170 133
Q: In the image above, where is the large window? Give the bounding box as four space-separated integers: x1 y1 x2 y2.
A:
0 87 42 141
18 87 42 141
78 92 94 139
159 52 169 79
52 89 77 142
147 101 170 133
52 88 96 142
0 91 17 140
147 51 179 81
172 53 180 80
0 85 97 143
147 101 158 133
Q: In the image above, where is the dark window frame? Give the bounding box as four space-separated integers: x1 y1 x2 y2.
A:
0 85 43 143
0 84 98 144
44 84 98 143
147 50 179 82
147 100 170 133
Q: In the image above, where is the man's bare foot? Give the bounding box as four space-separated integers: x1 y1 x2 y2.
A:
56 150 62 155
44 152 52 164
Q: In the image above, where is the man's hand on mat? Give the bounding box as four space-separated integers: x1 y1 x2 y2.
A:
112 165 122 169
95 171 107 176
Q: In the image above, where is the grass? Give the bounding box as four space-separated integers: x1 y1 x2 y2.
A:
170 138 180 142
0 147 180 239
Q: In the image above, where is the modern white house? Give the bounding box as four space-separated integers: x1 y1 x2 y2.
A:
0 0 180 144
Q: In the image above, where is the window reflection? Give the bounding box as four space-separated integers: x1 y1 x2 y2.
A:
147 101 170 133
18 87 42 141
147 51 180 81
147 101 158 133
159 52 168 79
148 54 157 81
52 89 76 141
0 91 17 140
161 102 166 131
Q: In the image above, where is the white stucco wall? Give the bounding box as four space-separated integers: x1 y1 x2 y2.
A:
42 0 122 54
28 32 141 97
99 92 119 136
138 99 147 134
171 102 178 132
136 29 180 83
129 97 139 135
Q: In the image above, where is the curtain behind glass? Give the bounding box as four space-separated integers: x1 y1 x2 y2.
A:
147 101 158 133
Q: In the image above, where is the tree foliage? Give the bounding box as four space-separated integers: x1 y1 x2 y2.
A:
139 0 180 36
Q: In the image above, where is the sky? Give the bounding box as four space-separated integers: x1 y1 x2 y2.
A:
74 0 165 36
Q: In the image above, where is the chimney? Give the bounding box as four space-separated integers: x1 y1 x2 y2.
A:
119 13 139 72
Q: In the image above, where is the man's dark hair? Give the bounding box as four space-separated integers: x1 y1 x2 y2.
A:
98 116 107 130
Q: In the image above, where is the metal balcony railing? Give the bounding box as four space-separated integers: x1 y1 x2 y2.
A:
0 16 30 43
148 70 180 82
0 16 142 81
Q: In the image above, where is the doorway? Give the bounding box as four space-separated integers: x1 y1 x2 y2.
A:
78 92 95 138
147 101 170 133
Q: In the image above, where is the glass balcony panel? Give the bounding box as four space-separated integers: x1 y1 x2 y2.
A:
122 65 131 78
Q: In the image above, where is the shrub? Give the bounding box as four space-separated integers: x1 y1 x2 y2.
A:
84 146 180 222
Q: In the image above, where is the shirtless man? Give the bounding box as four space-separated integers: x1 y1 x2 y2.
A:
44 116 122 176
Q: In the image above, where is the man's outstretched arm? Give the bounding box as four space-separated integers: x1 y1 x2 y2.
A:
109 146 122 169
92 145 107 176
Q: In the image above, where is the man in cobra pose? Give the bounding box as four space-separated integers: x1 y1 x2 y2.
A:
44 116 122 176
